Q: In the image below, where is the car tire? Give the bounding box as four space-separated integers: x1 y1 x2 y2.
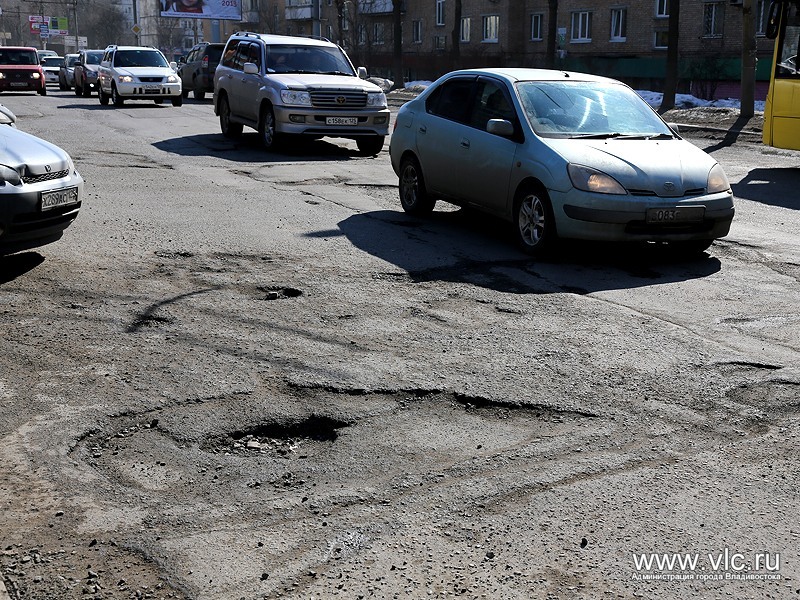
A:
258 105 279 150
98 87 109 105
111 85 124 106
59 76 67 91
193 87 205 101
399 156 436 215
74 82 82 96
182 87 189 98
356 136 385 156
38 87 47 96
81 80 91 97
154 98 164 104
172 95 183 107
513 184 556 255
218 95 242 138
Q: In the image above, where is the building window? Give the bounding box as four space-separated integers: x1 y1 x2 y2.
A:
326 24 333 40
482 15 499 42
531 13 543 41
656 0 668 17
570 11 592 42
413 20 422 43
357 23 366 45
460 17 470 42
435 35 447 50
654 29 668 48
374 22 384 45
703 2 723 37
610 8 627 41
756 0 767 34
341 5 349 31
436 0 445 26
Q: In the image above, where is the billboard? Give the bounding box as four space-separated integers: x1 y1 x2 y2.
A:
160 0 241 20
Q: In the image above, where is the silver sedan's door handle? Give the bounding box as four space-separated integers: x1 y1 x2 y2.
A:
419 125 427 134
460 138 470 148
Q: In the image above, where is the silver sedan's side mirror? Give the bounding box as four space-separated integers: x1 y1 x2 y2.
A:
243 62 259 75
487 119 514 137
666 122 681 134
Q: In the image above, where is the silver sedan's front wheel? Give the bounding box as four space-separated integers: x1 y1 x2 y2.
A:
514 187 555 255
399 156 435 215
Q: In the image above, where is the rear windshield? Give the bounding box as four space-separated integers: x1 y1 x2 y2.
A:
85 51 103 65
66 55 80 66
0 48 39 66
42 57 65 67
206 46 223 62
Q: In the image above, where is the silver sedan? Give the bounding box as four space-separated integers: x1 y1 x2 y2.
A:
0 110 84 254
389 68 735 255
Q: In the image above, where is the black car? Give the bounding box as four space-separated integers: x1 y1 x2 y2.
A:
177 42 224 100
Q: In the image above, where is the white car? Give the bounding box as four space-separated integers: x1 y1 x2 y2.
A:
40 55 64 85
97 45 182 107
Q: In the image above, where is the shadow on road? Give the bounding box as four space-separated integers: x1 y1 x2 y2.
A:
0 252 45 284
332 209 722 294
732 167 800 211
153 133 367 163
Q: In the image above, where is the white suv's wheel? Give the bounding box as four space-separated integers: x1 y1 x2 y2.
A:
218 95 242 138
111 85 124 106
259 106 278 150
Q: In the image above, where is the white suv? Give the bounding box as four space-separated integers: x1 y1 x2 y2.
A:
97 45 182 107
214 32 389 154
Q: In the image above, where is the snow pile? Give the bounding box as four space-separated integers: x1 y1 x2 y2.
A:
637 91 765 112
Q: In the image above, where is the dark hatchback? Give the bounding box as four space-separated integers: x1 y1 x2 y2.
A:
0 47 46 95
177 42 224 100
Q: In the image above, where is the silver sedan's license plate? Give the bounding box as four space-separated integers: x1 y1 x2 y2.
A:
646 206 705 223
144 85 160 92
326 116 357 126
41 187 79 211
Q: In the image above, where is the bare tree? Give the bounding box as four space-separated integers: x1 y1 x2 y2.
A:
82 3 126 48
659 0 680 113
546 0 557 68
449 0 461 70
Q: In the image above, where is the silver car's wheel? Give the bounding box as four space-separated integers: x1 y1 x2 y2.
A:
81 79 91 97
356 136 385 156
259 105 278 149
219 95 242 138
193 87 205 101
98 87 109 105
399 156 436 215
111 85 124 106
514 187 556 254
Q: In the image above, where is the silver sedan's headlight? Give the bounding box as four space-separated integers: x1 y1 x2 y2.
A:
166 75 178 83
118 75 133 83
366 91 387 108
280 90 312 106
0 164 22 186
568 163 627 195
707 163 731 193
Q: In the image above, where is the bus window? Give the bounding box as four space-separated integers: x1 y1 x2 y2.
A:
764 0 800 150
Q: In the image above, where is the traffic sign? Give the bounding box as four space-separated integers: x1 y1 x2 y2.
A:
39 23 49 39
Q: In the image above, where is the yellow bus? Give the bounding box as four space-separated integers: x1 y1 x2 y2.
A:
764 0 800 150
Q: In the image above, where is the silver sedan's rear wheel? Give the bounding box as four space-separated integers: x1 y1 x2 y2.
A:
399 156 436 215
219 95 242 138
513 186 556 255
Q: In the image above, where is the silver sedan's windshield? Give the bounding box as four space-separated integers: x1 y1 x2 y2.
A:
517 81 673 139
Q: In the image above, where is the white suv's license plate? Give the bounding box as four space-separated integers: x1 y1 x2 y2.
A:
326 117 358 126
144 85 160 92
646 206 705 224
41 187 79 211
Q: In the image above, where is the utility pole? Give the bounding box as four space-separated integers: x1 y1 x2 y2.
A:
72 0 79 51
740 0 756 118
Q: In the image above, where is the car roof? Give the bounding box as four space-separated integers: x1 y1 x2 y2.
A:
3 46 37 51
443 67 621 85
228 32 338 49
107 46 164 53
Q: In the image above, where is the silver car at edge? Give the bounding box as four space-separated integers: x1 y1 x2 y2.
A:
0 111 84 255
389 68 735 256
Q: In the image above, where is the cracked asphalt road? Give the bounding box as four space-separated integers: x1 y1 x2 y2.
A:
1 92 799 600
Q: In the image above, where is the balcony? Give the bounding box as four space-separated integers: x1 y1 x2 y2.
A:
286 0 313 21
359 0 395 14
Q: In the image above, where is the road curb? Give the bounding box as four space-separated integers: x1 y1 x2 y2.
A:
676 122 762 136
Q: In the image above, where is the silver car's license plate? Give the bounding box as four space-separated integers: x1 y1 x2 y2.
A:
326 117 358 126
646 206 705 223
41 187 79 211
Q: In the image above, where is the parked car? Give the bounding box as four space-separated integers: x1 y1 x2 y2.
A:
213 32 389 154
0 103 17 127
97 45 182 106
177 42 223 100
0 46 47 96
72 49 104 97
40 55 64 86
0 106 84 255
59 53 80 90
389 68 735 255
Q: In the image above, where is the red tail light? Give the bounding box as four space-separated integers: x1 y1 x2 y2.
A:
202 56 209 68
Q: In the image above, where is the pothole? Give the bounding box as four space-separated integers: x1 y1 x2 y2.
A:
204 415 350 456
259 285 303 300
727 380 800 415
